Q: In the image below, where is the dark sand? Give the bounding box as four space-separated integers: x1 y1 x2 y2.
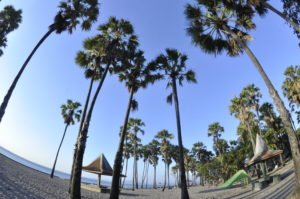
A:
0 153 295 198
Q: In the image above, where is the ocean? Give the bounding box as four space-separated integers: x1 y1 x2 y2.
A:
0 146 100 185
0 146 169 189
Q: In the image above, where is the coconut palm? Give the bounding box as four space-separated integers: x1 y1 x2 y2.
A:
153 48 196 199
110 43 161 199
50 100 81 178
207 122 224 156
185 2 300 196
148 139 160 189
155 129 174 191
70 17 134 199
0 0 99 123
0 4 22 56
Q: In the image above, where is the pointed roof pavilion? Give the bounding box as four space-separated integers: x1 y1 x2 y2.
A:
82 153 125 189
82 153 113 176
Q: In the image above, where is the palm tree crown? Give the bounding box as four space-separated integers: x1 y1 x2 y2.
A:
52 0 99 33
0 4 22 56
61 100 81 125
185 1 255 56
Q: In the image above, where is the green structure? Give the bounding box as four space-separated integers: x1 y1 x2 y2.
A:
218 170 251 188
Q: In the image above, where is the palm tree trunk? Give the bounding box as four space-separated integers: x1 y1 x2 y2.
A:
132 158 135 191
135 152 139 189
121 157 129 188
145 161 149 188
50 124 69 178
223 25 300 198
172 77 190 199
162 162 167 191
153 165 157 189
0 27 55 123
167 163 170 189
69 79 94 193
245 121 256 153
141 161 146 188
261 1 300 33
110 88 134 199
70 63 110 199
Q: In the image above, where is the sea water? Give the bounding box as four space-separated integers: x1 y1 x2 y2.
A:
0 146 170 189
0 146 100 185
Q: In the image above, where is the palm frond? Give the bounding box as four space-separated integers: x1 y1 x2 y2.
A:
166 93 173 105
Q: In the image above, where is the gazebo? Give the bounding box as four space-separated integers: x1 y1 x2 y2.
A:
82 153 125 191
246 134 284 190
246 134 283 167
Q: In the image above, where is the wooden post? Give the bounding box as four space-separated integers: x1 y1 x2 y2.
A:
98 174 102 188
280 154 284 167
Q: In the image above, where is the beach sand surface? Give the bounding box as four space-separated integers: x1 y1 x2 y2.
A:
0 153 295 199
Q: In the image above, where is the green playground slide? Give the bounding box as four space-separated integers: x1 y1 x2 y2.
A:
218 170 251 188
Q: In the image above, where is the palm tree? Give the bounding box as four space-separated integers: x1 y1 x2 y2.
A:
68 49 105 193
172 164 180 187
153 48 196 199
141 144 151 189
70 18 134 199
230 96 256 152
207 122 224 156
121 126 132 188
240 84 262 134
110 42 161 199
226 0 300 35
282 65 300 123
0 4 22 56
127 118 145 190
185 2 300 196
191 142 210 185
155 129 174 191
50 100 81 178
148 139 160 189
0 0 99 123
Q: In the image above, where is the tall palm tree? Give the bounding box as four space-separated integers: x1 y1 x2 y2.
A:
121 125 132 188
50 100 81 178
155 129 174 191
127 118 145 190
226 0 300 35
141 144 151 189
154 48 196 199
70 17 134 199
0 4 22 56
207 122 224 156
230 96 256 152
67 48 105 193
148 139 160 189
191 142 209 185
0 0 99 123
185 2 300 196
282 65 300 123
110 42 161 199
240 84 262 134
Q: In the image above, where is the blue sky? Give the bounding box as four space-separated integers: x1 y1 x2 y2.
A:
0 0 299 184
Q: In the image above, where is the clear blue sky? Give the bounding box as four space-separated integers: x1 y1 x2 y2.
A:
0 0 299 184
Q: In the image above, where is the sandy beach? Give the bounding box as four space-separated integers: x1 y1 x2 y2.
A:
0 153 296 199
